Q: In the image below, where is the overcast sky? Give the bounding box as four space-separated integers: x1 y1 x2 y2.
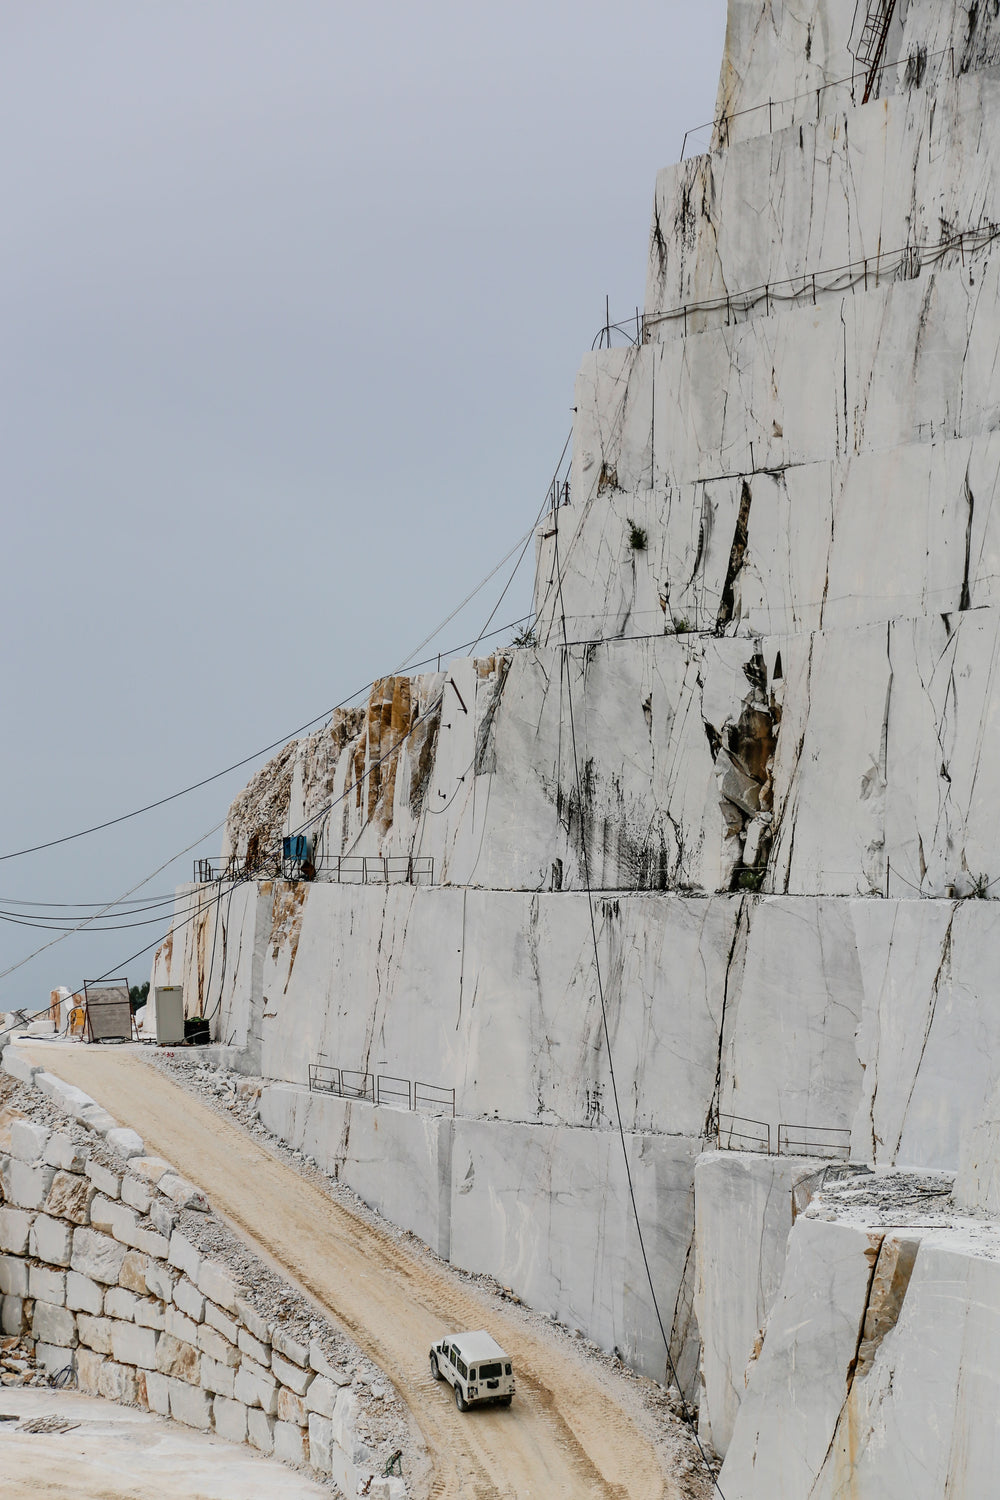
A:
0 1 727 1008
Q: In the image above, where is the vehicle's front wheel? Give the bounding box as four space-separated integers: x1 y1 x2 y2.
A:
455 1385 468 1412
430 1354 441 1381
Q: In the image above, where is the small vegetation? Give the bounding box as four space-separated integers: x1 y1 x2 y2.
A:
968 872 992 899
512 625 538 648
129 981 150 1013
667 616 693 635
627 519 648 551
732 867 765 893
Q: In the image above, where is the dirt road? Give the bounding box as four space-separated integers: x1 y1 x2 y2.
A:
23 1047 677 1500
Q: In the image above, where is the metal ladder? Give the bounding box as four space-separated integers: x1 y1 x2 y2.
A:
854 0 898 103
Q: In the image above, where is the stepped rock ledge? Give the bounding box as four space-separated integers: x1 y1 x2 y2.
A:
152 3 1000 1493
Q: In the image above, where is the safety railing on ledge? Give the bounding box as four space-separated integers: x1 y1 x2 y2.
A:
716 1114 851 1160
308 1063 456 1118
679 46 961 160
313 856 435 885
717 1113 772 1154
194 854 434 886
777 1123 852 1161
598 220 1000 349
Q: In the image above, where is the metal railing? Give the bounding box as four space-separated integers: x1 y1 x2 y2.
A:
777 1123 852 1161
715 1113 852 1160
375 1074 412 1109
679 46 961 160
313 856 434 885
717 1113 772 1153
307 1065 375 1101
585 221 1000 355
308 1063 455 1118
414 1081 457 1116
194 854 434 886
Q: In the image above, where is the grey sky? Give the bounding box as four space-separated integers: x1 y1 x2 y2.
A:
0 1 726 1004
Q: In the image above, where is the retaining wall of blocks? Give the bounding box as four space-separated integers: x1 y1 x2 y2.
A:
0 1046 404 1499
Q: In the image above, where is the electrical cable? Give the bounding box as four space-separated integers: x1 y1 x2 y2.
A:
551 516 726 1495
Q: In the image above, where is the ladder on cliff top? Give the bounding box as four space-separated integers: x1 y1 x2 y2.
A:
854 0 899 103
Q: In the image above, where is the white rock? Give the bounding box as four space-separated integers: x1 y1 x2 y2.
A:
307 1412 333 1475
121 1174 152 1214
165 1305 199 1344
197 1259 237 1311
247 1406 275 1454
0 1254 29 1298
1 1295 26 1335
5 1157 56 1211
66 1273 104 1316
29 1264 66 1306
9 1119 49 1163
104 1285 138 1321
111 1321 158 1370
197 1323 239 1367
213 1394 248 1442
43 1131 87 1171
1 1050 40 1086
271 1350 314 1396
235 1295 271 1345
167 1231 201 1283
304 1374 341 1419
144 1369 171 1416
273 1419 309 1464
71 1227 128 1285
35 1342 75 1376
77 1314 114 1354
200 1355 236 1399
271 1325 308 1367
203 1300 238 1343
168 1378 213 1430
98 1360 138 1403
720 1218 883 1497
75 1346 104 1394
238 1327 270 1366
32 1299 76 1347
85 1159 121 1199
234 1356 278 1414
173 1275 204 1322
144 1260 177 1303
29 1212 73 1267
0 1206 32 1255
159 1174 210 1212
106 1126 145 1160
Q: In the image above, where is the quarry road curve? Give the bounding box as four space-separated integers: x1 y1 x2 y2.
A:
27 1049 677 1500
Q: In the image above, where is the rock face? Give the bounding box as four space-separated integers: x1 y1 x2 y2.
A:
154 0 1000 1487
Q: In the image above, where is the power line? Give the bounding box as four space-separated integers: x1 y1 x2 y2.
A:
551 516 726 1496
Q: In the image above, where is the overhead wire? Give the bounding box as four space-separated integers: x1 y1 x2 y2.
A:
0 435 566 1016
551 514 726 1496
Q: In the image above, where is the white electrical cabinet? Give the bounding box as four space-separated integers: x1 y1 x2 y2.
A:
151 985 186 1045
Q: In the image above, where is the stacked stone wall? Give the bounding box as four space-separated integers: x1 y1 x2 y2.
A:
0 1049 404 1499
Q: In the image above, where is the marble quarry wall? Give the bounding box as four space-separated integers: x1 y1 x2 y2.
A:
152 0 1000 1487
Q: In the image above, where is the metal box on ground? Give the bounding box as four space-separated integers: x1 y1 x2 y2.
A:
151 986 186 1045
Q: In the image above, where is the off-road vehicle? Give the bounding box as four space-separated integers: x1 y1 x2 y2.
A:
429 1330 515 1410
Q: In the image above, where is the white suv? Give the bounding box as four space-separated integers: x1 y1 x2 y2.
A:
429 1330 515 1411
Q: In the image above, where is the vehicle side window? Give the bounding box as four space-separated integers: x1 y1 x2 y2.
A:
505 1363 512 1375
456 1357 468 1379
469 1367 477 1381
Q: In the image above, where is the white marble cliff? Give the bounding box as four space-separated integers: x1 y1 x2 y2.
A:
153 2 1000 1490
